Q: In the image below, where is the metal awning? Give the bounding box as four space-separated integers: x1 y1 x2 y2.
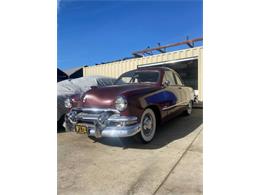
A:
138 57 198 68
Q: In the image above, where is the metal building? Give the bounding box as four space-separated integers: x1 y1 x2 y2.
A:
83 46 203 101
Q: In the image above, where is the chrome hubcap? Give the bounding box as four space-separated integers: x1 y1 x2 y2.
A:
143 114 153 136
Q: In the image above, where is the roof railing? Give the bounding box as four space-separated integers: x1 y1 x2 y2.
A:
132 37 203 57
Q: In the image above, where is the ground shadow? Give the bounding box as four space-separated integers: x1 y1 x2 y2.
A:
89 108 203 150
57 115 66 133
57 125 66 133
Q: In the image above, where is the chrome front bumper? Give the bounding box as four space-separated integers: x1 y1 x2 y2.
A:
64 108 141 138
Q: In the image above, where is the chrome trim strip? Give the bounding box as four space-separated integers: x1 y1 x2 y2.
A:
73 112 137 122
162 101 188 111
107 115 138 122
72 107 120 113
80 115 99 121
88 123 141 138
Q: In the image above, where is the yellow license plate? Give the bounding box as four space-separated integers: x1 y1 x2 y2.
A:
75 124 88 134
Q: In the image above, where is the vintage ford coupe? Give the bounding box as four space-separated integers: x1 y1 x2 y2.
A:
64 67 194 143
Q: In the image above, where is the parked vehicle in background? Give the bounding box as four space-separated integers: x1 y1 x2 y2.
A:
64 67 195 143
57 76 116 131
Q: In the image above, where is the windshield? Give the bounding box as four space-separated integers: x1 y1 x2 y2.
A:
114 70 160 85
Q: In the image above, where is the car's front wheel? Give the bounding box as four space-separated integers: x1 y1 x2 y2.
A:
135 108 157 143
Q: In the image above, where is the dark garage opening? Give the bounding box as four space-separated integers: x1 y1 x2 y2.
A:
139 59 198 90
164 59 198 90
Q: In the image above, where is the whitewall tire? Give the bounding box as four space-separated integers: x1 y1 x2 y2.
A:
135 108 157 143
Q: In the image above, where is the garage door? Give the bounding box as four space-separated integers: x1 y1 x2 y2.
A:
138 59 198 90
164 59 198 90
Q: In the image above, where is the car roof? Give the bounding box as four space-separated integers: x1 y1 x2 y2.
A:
137 66 178 74
138 66 170 71
119 66 178 77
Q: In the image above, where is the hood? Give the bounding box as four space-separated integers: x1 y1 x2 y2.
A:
81 84 159 108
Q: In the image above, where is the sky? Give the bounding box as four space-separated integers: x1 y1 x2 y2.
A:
58 0 202 70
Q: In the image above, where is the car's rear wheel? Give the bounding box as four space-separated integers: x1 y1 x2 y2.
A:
134 108 156 143
185 101 193 115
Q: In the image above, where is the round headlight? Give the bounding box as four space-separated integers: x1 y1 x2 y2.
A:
64 98 72 108
115 96 127 111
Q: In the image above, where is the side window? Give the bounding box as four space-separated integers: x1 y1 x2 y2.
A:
174 73 183 85
163 71 176 85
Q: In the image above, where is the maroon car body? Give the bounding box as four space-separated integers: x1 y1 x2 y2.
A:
65 67 194 143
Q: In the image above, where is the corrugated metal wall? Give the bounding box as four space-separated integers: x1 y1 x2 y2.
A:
83 46 203 100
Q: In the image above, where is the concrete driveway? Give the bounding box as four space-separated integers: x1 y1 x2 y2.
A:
58 109 203 195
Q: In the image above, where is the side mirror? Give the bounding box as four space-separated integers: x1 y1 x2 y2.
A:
163 80 170 87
